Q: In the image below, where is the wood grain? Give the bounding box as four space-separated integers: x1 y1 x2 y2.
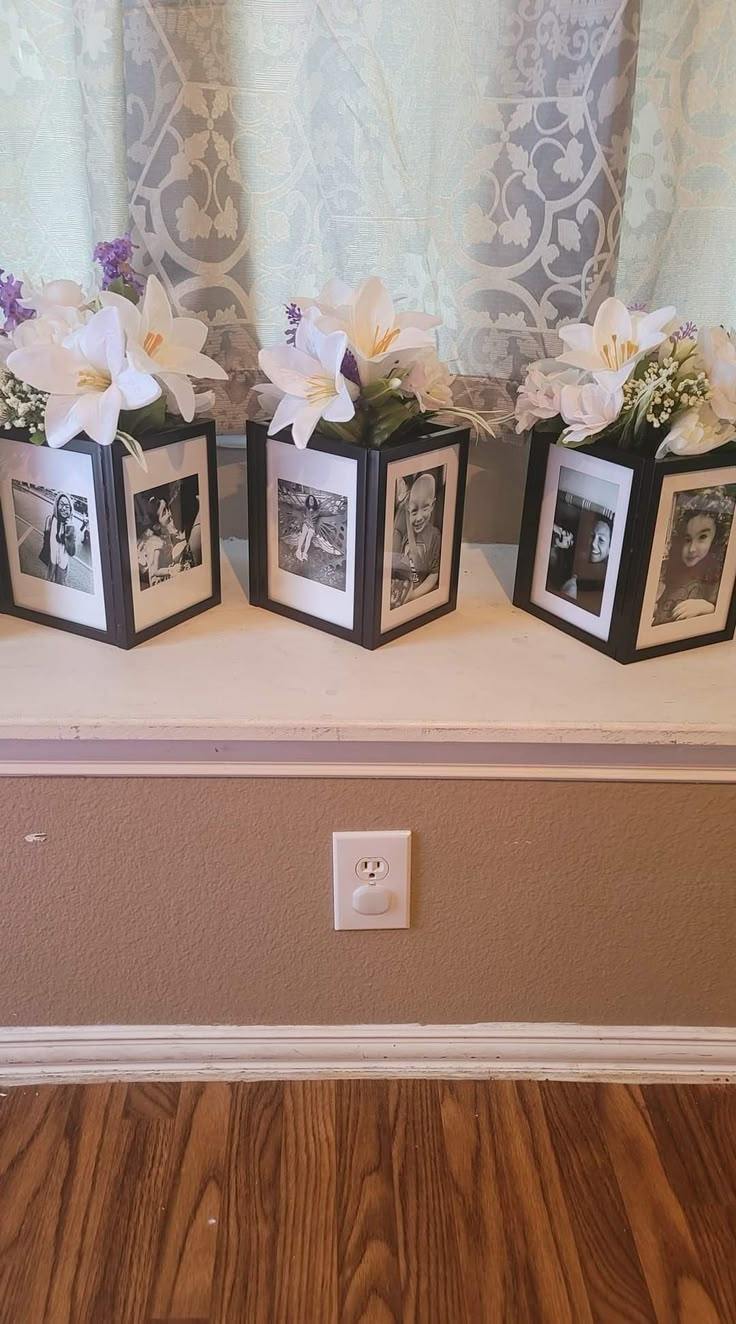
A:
598 1083 722 1323
0 1080 735 1323
335 1079 402 1324
148 1084 231 1321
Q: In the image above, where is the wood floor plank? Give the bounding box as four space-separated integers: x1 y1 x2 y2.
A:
598 1084 722 1324
335 1080 402 1324
484 1080 594 1324
80 1109 175 1323
147 1083 231 1322
642 1082 736 1209
437 1080 511 1320
211 1082 284 1324
126 1082 182 1122
539 1081 656 1323
33 1084 127 1323
273 1081 338 1324
0 1086 74 1323
388 1079 469 1324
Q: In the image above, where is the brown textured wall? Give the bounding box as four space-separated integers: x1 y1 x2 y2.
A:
1 776 734 1027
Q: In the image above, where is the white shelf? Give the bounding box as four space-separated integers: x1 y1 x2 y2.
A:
1 540 736 780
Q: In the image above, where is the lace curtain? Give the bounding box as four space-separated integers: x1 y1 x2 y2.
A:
2 0 735 438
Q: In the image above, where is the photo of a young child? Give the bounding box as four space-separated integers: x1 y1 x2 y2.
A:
546 466 618 617
652 486 736 627
390 465 446 610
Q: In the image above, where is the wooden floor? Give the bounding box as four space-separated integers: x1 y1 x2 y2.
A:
0 1080 733 1323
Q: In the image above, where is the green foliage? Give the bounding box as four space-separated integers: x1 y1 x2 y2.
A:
118 395 167 436
106 276 141 305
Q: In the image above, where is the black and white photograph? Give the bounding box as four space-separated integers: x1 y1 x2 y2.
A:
545 465 617 618
651 485 736 628
134 474 202 592
276 479 348 591
527 444 633 645
12 480 94 595
389 465 446 611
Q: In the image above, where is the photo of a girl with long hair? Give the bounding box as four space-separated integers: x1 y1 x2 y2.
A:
652 487 736 626
134 475 202 591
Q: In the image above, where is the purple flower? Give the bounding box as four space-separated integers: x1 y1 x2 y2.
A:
93 235 145 295
284 301 302 345
340 348 361 387
0 269 36 333
628 302 649 313
671 321 698 343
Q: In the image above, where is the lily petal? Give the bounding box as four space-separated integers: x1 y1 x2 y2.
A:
592 298 633 354
44 395 86 448
99 291 142 340
117 367 161 411
322 384 356 423
268 393 302 437
259 345 322 397
170 317 208 352
159 371 195 421
290 398 326 448
7 344 81 395
141 275 174 339
79 307 126 379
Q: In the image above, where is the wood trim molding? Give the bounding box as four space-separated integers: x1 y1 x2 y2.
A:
1 1023 735 1085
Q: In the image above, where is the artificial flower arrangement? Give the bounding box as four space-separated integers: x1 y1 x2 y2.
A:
0 235 226 468
512 296 736 665
515 296 736 458
248 275 490 648
255 275 495 447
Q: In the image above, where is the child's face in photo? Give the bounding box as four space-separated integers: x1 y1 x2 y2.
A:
590 519 611 563
682 514 716 568
409 482 435 534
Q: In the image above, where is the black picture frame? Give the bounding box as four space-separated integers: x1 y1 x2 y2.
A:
0 420 220 648
246 419 470 649
514 429 736 663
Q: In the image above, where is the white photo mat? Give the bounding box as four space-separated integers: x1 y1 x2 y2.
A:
636 465 736 651
0 439 107 630
124 435 213 633
266 439 358 630
530 446 633 643
380 444 460 634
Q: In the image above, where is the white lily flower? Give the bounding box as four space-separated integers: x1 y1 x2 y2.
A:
515 360 582 433
655 404 733 459
293 278 356 318
29 279 89 314
315 275 440 383
11 306 89 352
258 309 357 448
559 381 623 445
698 326 736 422
7 306 160 448
101 274 226 421
559 298 676 391
401 351 455 412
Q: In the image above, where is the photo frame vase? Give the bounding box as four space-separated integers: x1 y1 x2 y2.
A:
0 420 220 648
246 419 470 649
514 427 736 663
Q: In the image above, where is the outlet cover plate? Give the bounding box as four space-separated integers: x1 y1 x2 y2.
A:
333 831 411 930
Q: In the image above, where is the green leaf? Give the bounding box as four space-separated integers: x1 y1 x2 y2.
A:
30 429 46 446
107 276 141 305
116 429 149 471
118 395 167 436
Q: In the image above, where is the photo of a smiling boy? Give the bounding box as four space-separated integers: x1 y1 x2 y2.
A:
652 486 736 627
390 465 446 610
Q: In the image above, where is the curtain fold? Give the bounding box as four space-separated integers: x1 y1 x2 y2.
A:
2 0 735 438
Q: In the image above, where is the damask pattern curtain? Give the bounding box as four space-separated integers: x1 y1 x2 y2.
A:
1 0 735 440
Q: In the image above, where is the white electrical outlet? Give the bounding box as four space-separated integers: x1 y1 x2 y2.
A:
333 831 411 930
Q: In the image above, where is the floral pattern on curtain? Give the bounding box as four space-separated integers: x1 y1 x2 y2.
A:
122 0 641 432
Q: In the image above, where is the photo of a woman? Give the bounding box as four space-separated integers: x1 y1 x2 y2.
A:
134 476 202 591
652 488 736 627
41 492 76 586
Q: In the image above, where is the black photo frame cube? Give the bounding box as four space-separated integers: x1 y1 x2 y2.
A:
246 419 469 649
0 420 220 648
514 429 736 663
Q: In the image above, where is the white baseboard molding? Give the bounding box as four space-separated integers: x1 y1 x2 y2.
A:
1 1023 735 1086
